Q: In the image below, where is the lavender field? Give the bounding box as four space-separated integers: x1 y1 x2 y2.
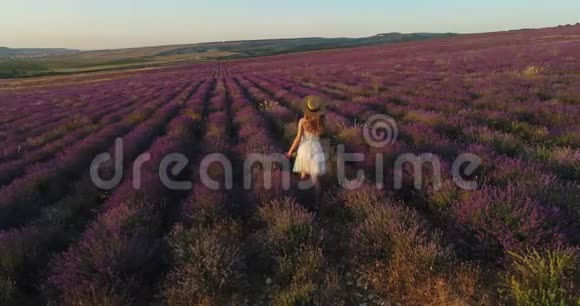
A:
1 26 579 305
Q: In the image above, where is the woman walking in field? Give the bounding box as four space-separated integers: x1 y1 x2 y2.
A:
286 96 326 200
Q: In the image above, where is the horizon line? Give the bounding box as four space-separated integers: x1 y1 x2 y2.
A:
2 23 578 51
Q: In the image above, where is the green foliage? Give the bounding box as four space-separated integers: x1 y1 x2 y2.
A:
521 66 545 79
506 248 578 306
271 281 317 306
427 180 467 212
491 133 525 157
508 121 549 144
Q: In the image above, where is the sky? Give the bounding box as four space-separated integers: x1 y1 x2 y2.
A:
1 0 579 50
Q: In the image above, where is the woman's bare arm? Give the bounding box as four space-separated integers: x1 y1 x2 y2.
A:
286 118 304 157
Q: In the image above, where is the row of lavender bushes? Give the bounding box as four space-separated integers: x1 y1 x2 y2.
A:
0 80 209 305
43 79 211 305
250 73 579 305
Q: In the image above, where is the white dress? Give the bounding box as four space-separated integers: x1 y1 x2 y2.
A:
293 131 326 176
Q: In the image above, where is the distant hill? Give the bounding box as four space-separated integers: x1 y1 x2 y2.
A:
158 33 457 59
0 47 80 58
0 32 456 78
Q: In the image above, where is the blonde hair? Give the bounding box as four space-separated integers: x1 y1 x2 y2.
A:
303 114 324 135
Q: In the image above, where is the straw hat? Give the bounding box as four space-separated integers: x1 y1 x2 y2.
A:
301 96 325 117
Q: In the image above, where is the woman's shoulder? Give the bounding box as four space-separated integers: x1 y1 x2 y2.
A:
298 118 306 125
